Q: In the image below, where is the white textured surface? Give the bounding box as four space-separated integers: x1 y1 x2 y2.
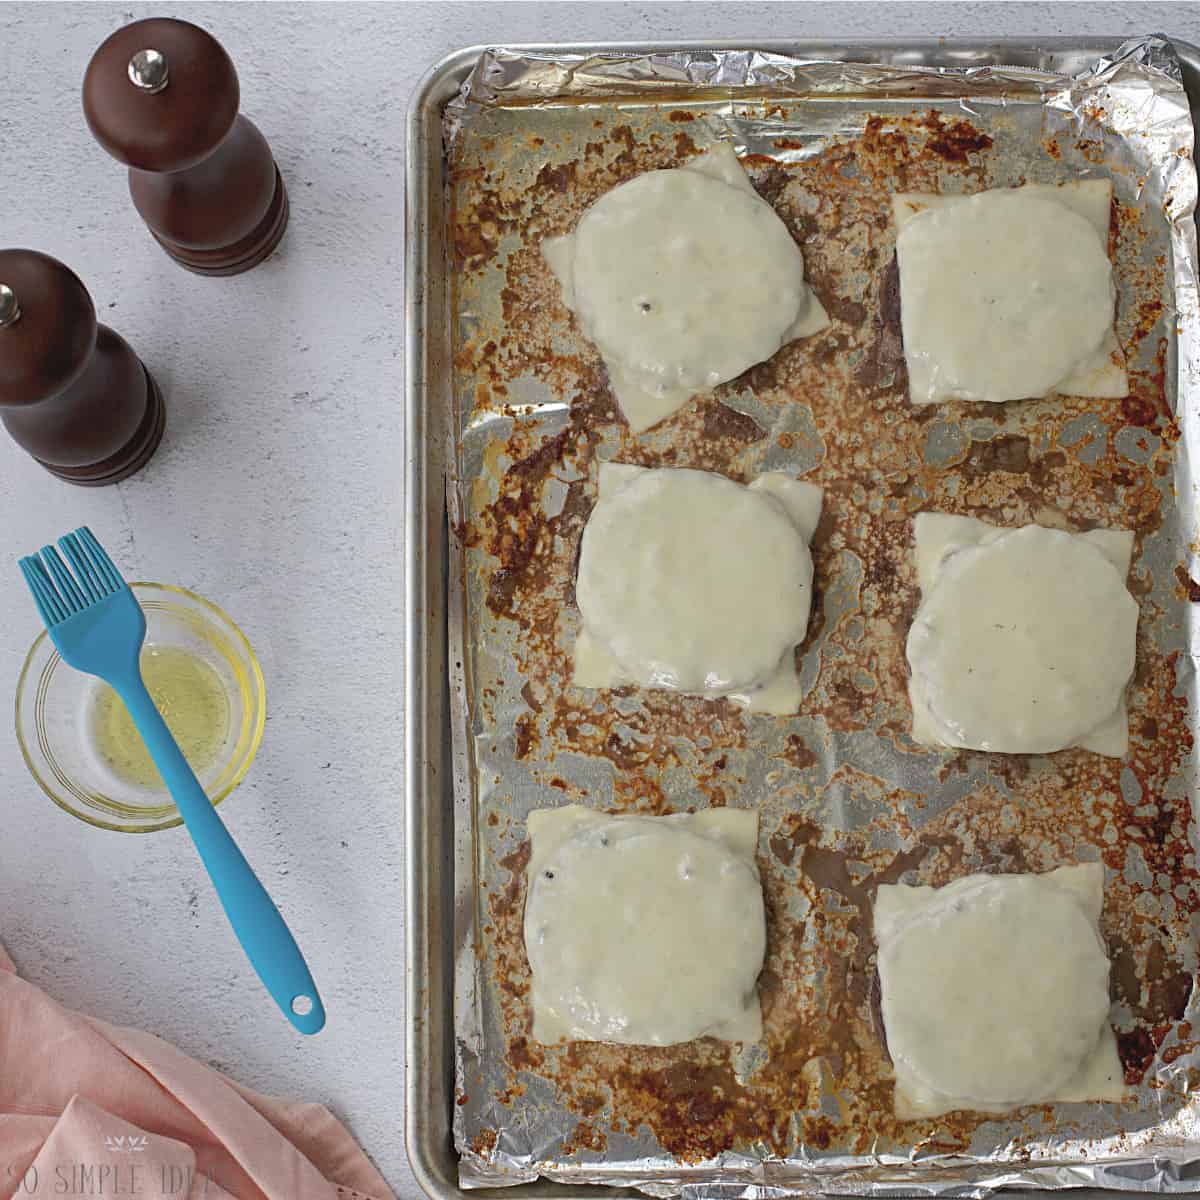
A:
1 4 1199 1197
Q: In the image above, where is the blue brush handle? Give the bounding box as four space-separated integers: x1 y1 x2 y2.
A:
114 671 326 1035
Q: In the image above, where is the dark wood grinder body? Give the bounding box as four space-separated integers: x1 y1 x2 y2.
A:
0 250 164 485
83 18 288 276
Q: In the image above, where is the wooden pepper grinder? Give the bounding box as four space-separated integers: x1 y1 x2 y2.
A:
83 18 289 276
0 249 165 485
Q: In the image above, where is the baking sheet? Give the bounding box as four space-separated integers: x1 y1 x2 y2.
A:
442 35 1200 1196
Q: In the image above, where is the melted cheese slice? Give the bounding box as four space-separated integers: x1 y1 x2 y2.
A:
894 182 1127 404
875 864 1124 1117
574 463 822 714
524 806 764 1045
544 142 829 431
907 514 1137 755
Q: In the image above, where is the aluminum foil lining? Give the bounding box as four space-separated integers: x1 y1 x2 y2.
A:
443 36 1200 1197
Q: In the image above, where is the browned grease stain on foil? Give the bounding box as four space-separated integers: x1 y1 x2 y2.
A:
452 105 1197 1166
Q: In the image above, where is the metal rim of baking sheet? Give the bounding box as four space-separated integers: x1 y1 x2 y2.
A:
404 35 1200 1200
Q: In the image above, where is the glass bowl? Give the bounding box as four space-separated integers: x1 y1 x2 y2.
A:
15 583 266 833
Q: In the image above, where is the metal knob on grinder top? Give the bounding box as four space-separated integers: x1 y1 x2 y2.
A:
0 249 165 485
83 18 289 276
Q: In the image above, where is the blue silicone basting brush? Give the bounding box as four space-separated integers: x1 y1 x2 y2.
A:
19 527 325 1035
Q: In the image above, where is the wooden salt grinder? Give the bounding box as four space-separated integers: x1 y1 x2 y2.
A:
83 18 289 276
0 250 165 485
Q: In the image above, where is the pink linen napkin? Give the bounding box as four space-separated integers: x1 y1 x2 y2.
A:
0 943 395 1200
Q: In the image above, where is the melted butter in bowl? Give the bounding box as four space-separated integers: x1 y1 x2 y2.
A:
88 644 231 790
15 582 265 833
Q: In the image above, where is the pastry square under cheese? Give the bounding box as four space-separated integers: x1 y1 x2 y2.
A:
908 513 1137 756
573 462 823 714
875 864 1124 1118
524 805 764 1045
893 182 1128 405
544 142 829 432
